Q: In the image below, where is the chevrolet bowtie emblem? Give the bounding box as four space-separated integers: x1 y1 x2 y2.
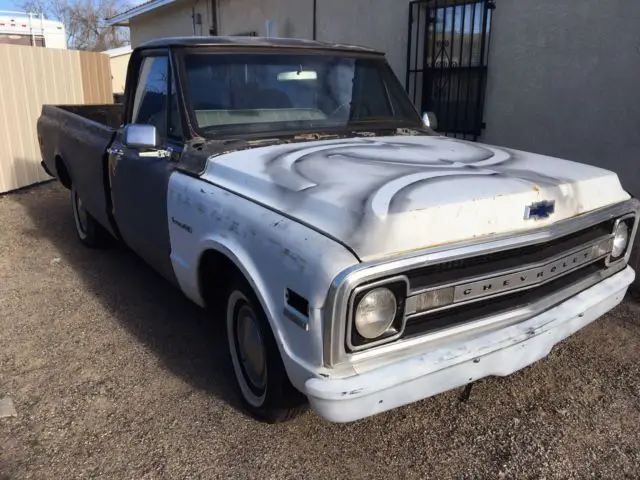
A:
525 200 555 220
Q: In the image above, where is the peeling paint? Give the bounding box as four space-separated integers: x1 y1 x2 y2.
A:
395 128 422 136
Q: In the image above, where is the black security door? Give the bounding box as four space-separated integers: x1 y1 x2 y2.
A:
406 0 495 140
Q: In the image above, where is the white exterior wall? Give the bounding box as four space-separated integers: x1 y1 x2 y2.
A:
481 0 640 200
127 0 413 79
315 0 411 85
215 0 411 80
128 0 316 47
129 0 212 47
217 0 314 38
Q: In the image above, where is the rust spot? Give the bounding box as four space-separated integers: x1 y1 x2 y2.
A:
294 132 340 141
340 388 363 397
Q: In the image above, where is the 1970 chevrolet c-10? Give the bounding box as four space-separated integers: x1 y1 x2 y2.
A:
38 37 639 423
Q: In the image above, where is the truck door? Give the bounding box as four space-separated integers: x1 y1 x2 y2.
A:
108 51 183 283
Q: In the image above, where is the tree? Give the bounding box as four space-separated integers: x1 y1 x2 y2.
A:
19 0 130 51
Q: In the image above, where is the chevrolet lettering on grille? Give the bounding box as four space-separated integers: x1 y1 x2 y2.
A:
453 239 613 302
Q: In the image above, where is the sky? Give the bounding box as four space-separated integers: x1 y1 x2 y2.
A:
0 0 22 12
0 0 144 16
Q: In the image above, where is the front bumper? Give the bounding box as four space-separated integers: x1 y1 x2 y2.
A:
305 266 635 422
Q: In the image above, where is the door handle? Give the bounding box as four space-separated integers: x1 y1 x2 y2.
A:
138 149 172 158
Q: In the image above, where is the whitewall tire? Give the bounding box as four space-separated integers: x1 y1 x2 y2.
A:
226 277 306 422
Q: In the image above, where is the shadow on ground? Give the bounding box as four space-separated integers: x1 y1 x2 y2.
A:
12 181 242 412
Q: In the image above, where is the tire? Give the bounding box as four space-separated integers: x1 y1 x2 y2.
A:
71 184 110 248
226 277 306 423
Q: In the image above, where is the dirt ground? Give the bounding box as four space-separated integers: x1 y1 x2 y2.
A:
1 182 640 479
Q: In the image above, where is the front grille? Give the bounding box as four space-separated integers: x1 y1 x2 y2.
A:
397 219 624 341
333 202 638 365
406 219 614 290
403 261 605 338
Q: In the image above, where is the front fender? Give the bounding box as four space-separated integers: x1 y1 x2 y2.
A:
167 172 359 390
195 235 319 387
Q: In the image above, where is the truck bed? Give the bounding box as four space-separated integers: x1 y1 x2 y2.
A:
54 104 123 129
37 104 122 237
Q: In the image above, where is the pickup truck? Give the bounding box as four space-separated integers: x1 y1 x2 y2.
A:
38 36 639 423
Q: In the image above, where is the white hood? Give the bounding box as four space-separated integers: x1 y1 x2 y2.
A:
202 135 629 260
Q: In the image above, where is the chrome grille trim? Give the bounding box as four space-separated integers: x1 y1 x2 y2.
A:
404 236 613 316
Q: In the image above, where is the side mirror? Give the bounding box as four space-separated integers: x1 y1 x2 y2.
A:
422 112 438 130
122 124 159 149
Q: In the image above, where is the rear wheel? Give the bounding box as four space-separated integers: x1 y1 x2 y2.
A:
71 184 110 248
226 277 306 422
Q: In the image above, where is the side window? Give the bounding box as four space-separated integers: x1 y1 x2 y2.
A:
131 56 169 135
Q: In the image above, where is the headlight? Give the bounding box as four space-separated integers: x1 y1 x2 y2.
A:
611 221 630 258
354 287 397 339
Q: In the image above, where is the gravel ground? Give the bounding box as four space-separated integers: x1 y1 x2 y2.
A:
1 182 640 479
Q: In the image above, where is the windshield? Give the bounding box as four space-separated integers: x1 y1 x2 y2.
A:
181 52 422 136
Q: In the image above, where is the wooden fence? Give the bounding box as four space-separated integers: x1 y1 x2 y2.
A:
0 44 113 193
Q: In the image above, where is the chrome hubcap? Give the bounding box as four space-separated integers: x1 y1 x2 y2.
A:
236 305 266 392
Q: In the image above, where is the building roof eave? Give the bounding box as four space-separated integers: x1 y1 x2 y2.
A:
105 0 177 27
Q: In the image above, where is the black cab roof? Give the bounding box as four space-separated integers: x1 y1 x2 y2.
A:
137 36 383 55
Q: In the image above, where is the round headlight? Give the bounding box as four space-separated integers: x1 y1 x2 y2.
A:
612 221 630 258
354 288 397 339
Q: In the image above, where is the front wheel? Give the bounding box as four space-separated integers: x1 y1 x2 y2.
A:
226 278 306 423
71 184 110 248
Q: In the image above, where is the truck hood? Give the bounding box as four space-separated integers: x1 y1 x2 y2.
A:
201 135 629 261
